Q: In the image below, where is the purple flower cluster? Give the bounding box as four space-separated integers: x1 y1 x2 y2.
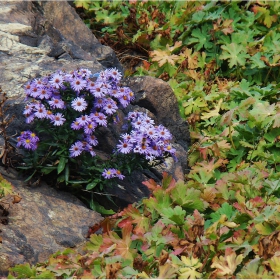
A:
18 68 177 183
102 168 125 180
117 112 176 161
19 68 134 155
17 131 39 151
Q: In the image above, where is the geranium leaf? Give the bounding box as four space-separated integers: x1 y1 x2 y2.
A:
210 202 235 222
255 222 275 236
219 43 250 68
171 182 204 212
237 258 273 278
150 49 179 67
119 204 150 235
201 99 223 120
178 256 202 279
187 25 213 51
161 206 186 225
268 255 280 275
0 173 14 197
9 264 36 278
158 262 178 279
211 248 244 277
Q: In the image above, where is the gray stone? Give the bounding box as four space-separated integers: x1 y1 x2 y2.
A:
0 167 102 277
0 0 122 98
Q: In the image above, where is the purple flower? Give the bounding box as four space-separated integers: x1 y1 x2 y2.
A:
23 139 37 150
127 90 135 102
71 97 87 112
29 132 39 143
51 113 66 126
86 80 97 93
29 85 40 98
78 68 92 79
103 99 118 115
100 82 111 94
83 143 96 157
164 144 176 155
48 98 65 109
157 124 172 140
118 94 130 107
89 83 105 98
146 126 158 140
108 88 119 98
120 133 133 143
102 169 114 179
24 81 33 96
142 115 154 126
25 113 35 124
93 112 107 126
137 143 149 155
133 117 144 129
117 140 133 154
85 134 98 146
107 68 122 82
94 98 106 109
71 120 82 130
102 168 125 180
127 111 139 121
70 76 87 92
69 141 84 157
83 121 97 134
76 114 91 126
17 131 39 150
50 73 64 89
38 87 51 100
34 104 47 119
115 169 125 180
23 103 34 115
45 110 54 120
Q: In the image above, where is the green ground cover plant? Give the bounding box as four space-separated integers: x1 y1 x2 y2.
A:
6 0 280 278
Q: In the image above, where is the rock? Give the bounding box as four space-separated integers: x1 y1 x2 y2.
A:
0 1 122 98
101 76 190 210
123 76 190 156
0 167 103 277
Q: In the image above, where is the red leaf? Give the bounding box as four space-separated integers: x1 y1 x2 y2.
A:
142 178 161 192
142 60 151 70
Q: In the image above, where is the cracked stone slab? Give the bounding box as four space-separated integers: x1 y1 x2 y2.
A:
0 167 103 276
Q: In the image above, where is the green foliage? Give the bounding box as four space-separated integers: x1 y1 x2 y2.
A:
8 171 280 278
75 1 279 83
0 172 21 226
0 173 14 198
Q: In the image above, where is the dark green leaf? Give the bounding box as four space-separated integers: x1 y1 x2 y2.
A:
57 157 67 174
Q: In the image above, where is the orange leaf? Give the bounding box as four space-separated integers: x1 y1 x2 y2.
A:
142 60 151 70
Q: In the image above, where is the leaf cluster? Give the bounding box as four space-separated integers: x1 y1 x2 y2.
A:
8 170 280 278
75 1 279 85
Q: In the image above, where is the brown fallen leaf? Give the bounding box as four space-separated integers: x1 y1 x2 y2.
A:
12 194 22 204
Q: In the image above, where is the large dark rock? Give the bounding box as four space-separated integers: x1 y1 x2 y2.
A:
100 77 190 210
123 76 190 153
